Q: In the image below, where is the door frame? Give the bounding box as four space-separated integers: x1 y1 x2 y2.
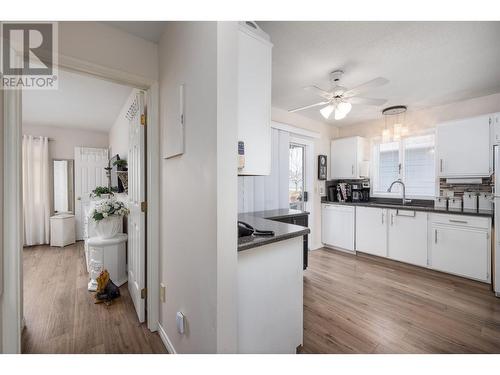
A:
289 135 315 250
2 54 161 353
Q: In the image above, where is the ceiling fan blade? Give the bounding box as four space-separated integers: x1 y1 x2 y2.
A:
343 77 389 98
348 97 388 106
304 85 332 100
289 101 329 113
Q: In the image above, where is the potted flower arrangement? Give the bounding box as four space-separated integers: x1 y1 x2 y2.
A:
90 197 130 239
90 186 115 199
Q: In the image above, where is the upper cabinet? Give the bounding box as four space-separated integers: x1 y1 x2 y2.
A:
491 112 500 145
237 22 273 176
330 136 368 179
436 114 492 178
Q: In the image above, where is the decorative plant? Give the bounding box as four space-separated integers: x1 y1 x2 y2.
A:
113 159 128 170
90 186 115 198
90 198 130 222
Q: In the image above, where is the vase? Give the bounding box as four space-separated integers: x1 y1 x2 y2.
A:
95 215 122 239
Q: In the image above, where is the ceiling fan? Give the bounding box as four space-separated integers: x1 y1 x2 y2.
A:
289 70 389 120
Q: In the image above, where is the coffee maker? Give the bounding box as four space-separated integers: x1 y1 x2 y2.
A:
351 180 370 202
325 179 370 202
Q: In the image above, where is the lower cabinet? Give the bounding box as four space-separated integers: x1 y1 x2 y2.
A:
430 224 490 282
355 207 387 257
321 204 492 283
387 209 428 267
322 204 355 251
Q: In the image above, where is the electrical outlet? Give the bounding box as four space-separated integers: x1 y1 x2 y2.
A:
160 283 166 302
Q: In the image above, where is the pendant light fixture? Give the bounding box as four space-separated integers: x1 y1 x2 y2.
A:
382 105 408 142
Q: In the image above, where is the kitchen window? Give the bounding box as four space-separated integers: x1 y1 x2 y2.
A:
372 134 435 198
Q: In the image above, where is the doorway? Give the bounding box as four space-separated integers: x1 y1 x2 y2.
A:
2 58 161 353
289 135 314 247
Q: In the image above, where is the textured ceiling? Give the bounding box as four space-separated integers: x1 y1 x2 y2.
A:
258 21 500 127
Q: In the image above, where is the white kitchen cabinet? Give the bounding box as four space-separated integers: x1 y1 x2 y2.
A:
430 214 491 282
436 114 492 177
491 113 500 145
237 22 273 176
355 206 387 257
321 204 355 251
330 136 367 179
387 209 428 267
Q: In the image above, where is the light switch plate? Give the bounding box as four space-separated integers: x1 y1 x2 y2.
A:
176 312 185 334
160 283 166 302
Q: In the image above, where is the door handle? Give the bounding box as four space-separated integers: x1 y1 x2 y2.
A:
440 159 443 172
434 229 438 244
381 211 384 224
77 196 81 201
351 165 354 175
391 213 394 225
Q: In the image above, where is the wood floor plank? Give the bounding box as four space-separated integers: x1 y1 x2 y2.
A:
302 248 500 354
22 242 167 354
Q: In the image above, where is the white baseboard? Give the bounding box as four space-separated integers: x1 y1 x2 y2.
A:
158 322 176 354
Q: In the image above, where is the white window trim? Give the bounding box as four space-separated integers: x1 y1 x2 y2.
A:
370 130 436 200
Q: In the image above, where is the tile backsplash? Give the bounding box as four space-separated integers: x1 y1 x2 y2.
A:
439 177 492 197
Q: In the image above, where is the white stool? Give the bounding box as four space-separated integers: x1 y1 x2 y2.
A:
50 214 76 247
87 233 128 291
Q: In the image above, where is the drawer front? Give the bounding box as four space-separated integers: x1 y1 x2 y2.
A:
430 213 490 230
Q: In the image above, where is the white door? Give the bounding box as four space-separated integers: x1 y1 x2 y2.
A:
321 204 354 251
127 91 147 322
355 206 387 257
436 115 491 177
387 209 428 267
430 225 490 282
74 147 109 240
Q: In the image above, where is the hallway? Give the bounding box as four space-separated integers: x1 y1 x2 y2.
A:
22 242 167 354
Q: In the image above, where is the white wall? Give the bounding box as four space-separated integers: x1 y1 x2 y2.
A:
338 92 500 139
22 124 109 160
59 22 158 82
158 21 238 354
109 90 136 160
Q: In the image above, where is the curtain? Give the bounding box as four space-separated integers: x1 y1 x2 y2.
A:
22 135 51 246
238 128 290 213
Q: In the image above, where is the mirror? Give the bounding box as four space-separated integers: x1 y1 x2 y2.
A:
53 159 74 214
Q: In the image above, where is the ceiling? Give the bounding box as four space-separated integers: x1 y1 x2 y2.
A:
258 21 500 127
23 69 133 132
102 21 166 43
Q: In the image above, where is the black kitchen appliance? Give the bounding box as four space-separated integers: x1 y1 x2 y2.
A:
326 179 370 202
351 181 370 202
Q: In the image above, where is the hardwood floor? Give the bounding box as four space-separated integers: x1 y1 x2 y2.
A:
22 242 167 354
301 248 500 353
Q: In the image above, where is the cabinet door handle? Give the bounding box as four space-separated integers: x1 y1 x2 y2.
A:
449 219 467 224
391 213 394 226
440 159 443 172
434 229 438 244
381 211 384 224
351 165 354 175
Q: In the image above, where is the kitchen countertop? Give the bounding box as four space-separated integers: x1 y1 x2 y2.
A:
321 199 493 218
238 209 310 251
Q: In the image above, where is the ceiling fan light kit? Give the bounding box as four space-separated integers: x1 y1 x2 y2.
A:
289 69 389 121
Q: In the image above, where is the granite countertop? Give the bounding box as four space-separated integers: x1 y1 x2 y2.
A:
321 199 493 218
238 209 310 252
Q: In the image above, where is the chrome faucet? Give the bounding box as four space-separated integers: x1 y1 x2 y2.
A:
387 179 411 205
